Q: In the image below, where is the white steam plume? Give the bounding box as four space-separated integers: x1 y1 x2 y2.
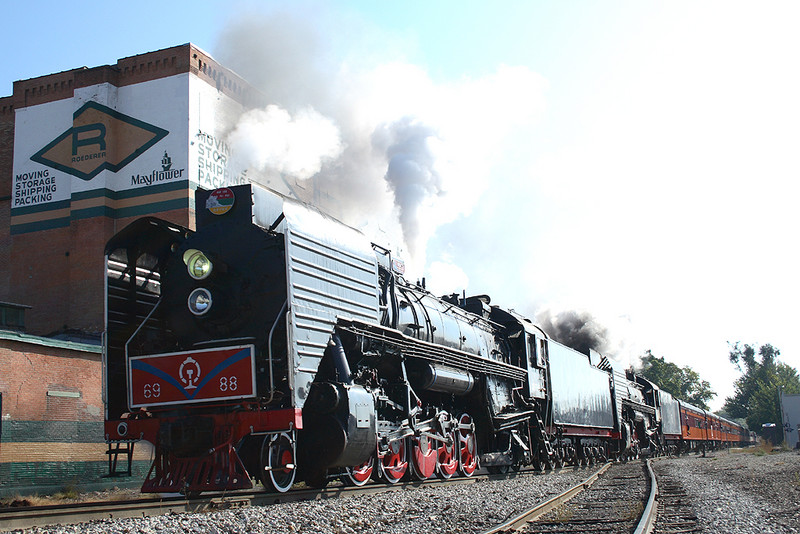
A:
227 105 343 181
215 9 547 274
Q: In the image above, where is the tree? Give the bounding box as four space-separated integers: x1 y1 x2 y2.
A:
724 343 800 436
638 350 715 410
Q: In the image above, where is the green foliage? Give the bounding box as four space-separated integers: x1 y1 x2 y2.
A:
639 350 715 410
724 343 800 436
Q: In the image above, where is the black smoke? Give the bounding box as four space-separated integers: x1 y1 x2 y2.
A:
537 310 609 356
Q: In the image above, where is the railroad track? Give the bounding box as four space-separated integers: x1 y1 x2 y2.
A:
481 457 705 534
0 467 548 532
2 459 702 533
648 460 700 534
483 460 656 534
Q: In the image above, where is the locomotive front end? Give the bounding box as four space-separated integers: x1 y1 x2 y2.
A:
104 184 389 494
104 185 304 494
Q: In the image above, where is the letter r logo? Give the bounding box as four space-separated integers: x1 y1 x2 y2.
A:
72 123 107 155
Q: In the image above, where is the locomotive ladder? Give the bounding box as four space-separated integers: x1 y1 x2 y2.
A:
532 412 555 459
105 439 138 477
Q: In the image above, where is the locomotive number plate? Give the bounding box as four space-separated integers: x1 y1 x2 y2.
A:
128 345 256 408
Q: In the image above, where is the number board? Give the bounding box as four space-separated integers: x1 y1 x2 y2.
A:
128 345 256 408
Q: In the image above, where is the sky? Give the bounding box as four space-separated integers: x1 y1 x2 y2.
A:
3 1 799 411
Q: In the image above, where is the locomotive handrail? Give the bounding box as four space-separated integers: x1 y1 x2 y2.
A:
124 296 162 361
266 300 288 405
622 398 657 415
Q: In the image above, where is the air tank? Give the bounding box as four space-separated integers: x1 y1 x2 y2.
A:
415 363 475 395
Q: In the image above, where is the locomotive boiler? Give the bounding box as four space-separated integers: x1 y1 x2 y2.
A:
103 183 746 495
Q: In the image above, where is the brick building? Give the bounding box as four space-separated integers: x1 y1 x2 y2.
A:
0 43 263 494
0 331 154 496
1 43 263 338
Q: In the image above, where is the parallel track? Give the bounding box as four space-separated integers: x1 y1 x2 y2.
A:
648 459 700 534
483 460 660 534
481 462 614 534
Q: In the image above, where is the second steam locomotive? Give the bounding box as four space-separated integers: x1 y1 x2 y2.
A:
103 184 749 494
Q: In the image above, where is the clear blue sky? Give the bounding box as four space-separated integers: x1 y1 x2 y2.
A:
4 1 799 411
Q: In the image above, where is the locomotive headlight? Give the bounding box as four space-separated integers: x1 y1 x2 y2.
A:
188 287 213 316
184 249 213 280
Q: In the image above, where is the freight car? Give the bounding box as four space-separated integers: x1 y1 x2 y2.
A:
103 183 745 494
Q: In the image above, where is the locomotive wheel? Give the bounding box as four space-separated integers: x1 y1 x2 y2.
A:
532 456 545 472
554 450 564 469
378 438 408 484
343 455 375 487
410 435 437 480
437 431 458 479
457 413 478 477
260 433 296 493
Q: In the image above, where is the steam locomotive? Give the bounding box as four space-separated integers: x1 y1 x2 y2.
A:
103 183 749 494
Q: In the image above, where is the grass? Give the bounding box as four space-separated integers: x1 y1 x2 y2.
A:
51 481 81 500
1 482 143 508
732 440 776 456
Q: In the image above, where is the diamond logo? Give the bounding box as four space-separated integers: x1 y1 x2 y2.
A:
30 101 168 181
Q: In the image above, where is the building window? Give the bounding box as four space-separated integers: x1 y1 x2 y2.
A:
0 302 30 331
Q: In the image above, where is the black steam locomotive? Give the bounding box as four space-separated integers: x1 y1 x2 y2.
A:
103 184 744 494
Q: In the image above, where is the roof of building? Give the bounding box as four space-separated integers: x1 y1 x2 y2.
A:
0 329 102 353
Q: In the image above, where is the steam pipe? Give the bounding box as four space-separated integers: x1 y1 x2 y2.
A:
326 334 352 385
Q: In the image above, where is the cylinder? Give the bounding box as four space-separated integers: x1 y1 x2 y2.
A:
419 363 475 395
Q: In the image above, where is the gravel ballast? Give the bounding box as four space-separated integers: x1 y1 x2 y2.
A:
653 448 800 533
8 448 800 533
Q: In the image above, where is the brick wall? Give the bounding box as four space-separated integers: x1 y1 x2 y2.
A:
0 96 13 196
10 44 261 110
0 336 103 421
1 96 13 299
0 333 152 495
8 226 72 335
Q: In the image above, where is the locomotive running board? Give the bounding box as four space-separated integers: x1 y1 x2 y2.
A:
336 318 528 383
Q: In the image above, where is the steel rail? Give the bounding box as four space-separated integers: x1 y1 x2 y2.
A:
0 462 596 532
0 471 491 532
480 461 613 534
633 458 659 534
0 495 196 533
